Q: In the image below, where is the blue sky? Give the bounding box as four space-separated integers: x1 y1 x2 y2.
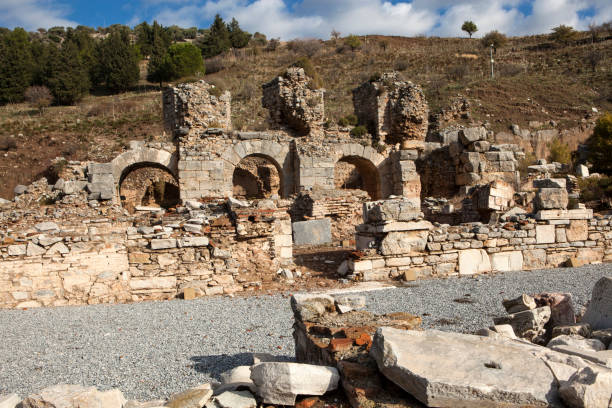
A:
1 0 610 39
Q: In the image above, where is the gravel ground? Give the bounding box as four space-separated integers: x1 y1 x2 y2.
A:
0 264 610 400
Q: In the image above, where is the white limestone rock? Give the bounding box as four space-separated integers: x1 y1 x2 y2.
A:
21 385 126 408
0 394 20 408
214 366 255 394
493 306 551 341
26 242 46 257
250 362 339 406
370 327 560 407
548 335 606 353
165 384 212 408
458 249 491 275
583 276 612 330
290 293 336 322
559 366 612 408
333 295 366 314
210 391 256 408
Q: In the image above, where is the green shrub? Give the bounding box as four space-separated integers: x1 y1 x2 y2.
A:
350 125 367 138
587 112 612 174
578 175 612 203
550 25 579 45
292 56 322 88
548 137 572 165
345 114 358 126
344 35 361 51
481 30 507 52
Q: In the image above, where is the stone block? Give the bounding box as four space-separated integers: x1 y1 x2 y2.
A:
559 367 612 408
523 249 547 270
249 362 339 406
380 230 428 255
534 188 568 210
535 209 593 220
576 164 589 178
179 237 209 247
493 307 551 340
490 251 523 272
150 239 177 250
292 219 331 246
363 198 421 223
8 245 26 256
535 225 555 244
459 127 486 145
370 327 559 407
458 249 491 275
129 277 177 290
0 394 20 408
582 276 612 330
566 220 588 242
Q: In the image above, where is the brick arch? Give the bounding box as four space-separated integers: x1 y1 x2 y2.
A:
221 140 292 197
111 148 178 184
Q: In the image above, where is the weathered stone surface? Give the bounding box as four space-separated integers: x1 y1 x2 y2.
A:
535 209 593 221
523 249 547 270
370 327 559 407
22 385 126 408
559 366 612 408
458 249 491 275
490 251 523 272
363 198 422 223
591 329 612 349
534 188 568 210
576 164 589 178
536 224 555 244
250 362 339 406
380 230 428 255
548 335 606 352
493 306 551 341
211 391 256 408
7 244 26 256
583 277 612 330
291 293 335 322
14 185 27 195
26 243 46 256
566 220 589 242
459 127 487 145
166 385 212 408
333 295 366 313
215 366 255 394
34 222 59 232
179 237 209 247
552 323 592 339
150 239 177 250
0 394 20 408
533 292 576 327
292 219 331 246
502 294 536 314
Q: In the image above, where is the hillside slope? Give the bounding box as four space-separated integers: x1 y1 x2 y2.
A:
1 33 610 199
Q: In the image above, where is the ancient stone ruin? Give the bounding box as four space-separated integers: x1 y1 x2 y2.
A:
0 69 610 310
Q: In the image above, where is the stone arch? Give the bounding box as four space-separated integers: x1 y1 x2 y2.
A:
119 163 180 213
233 154 284 199
335 155 382 200
221 138 291 197
111 148 178 183
111 148 179 213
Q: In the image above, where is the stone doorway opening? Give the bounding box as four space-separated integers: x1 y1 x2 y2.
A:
119 164 180 213
232 154 283 199
334 156 381 199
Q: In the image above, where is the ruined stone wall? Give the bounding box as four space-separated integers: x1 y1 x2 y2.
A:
420 127 521 198
345 205 608 282
0 202 292 308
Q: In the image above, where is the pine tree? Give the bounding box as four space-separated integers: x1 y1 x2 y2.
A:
0 28 34 104
199 14 231 58
166 43 204 79
44 42 90 105
147 22 174 87
228 18 251 49
95 30 140 92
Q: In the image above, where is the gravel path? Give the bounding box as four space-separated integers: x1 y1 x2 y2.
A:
1 264 610 400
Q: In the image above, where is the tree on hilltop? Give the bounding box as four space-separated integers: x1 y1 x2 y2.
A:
461 21 478 38
228 18 251 49
481 30 507 53
198 14 232 58
43 41 90 105
550 24 579 45
587 113 612 174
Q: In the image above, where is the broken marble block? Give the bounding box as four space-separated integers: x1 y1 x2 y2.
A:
502 294 536 314
21 385 126 408
493 306 551 341
534 188 568 211
582 276 612 330
370 327 559 407
290 293 336 322
250 362 339 406
363 198 422 223
559 366 612 408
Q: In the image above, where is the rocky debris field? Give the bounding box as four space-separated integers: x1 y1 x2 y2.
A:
0 264 610 402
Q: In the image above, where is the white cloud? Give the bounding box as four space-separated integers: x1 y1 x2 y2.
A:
143 0 611 39
0 0 77 30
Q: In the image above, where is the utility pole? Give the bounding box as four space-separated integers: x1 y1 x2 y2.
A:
490 43 494 79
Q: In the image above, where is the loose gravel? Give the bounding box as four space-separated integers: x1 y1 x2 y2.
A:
0 264 610 400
